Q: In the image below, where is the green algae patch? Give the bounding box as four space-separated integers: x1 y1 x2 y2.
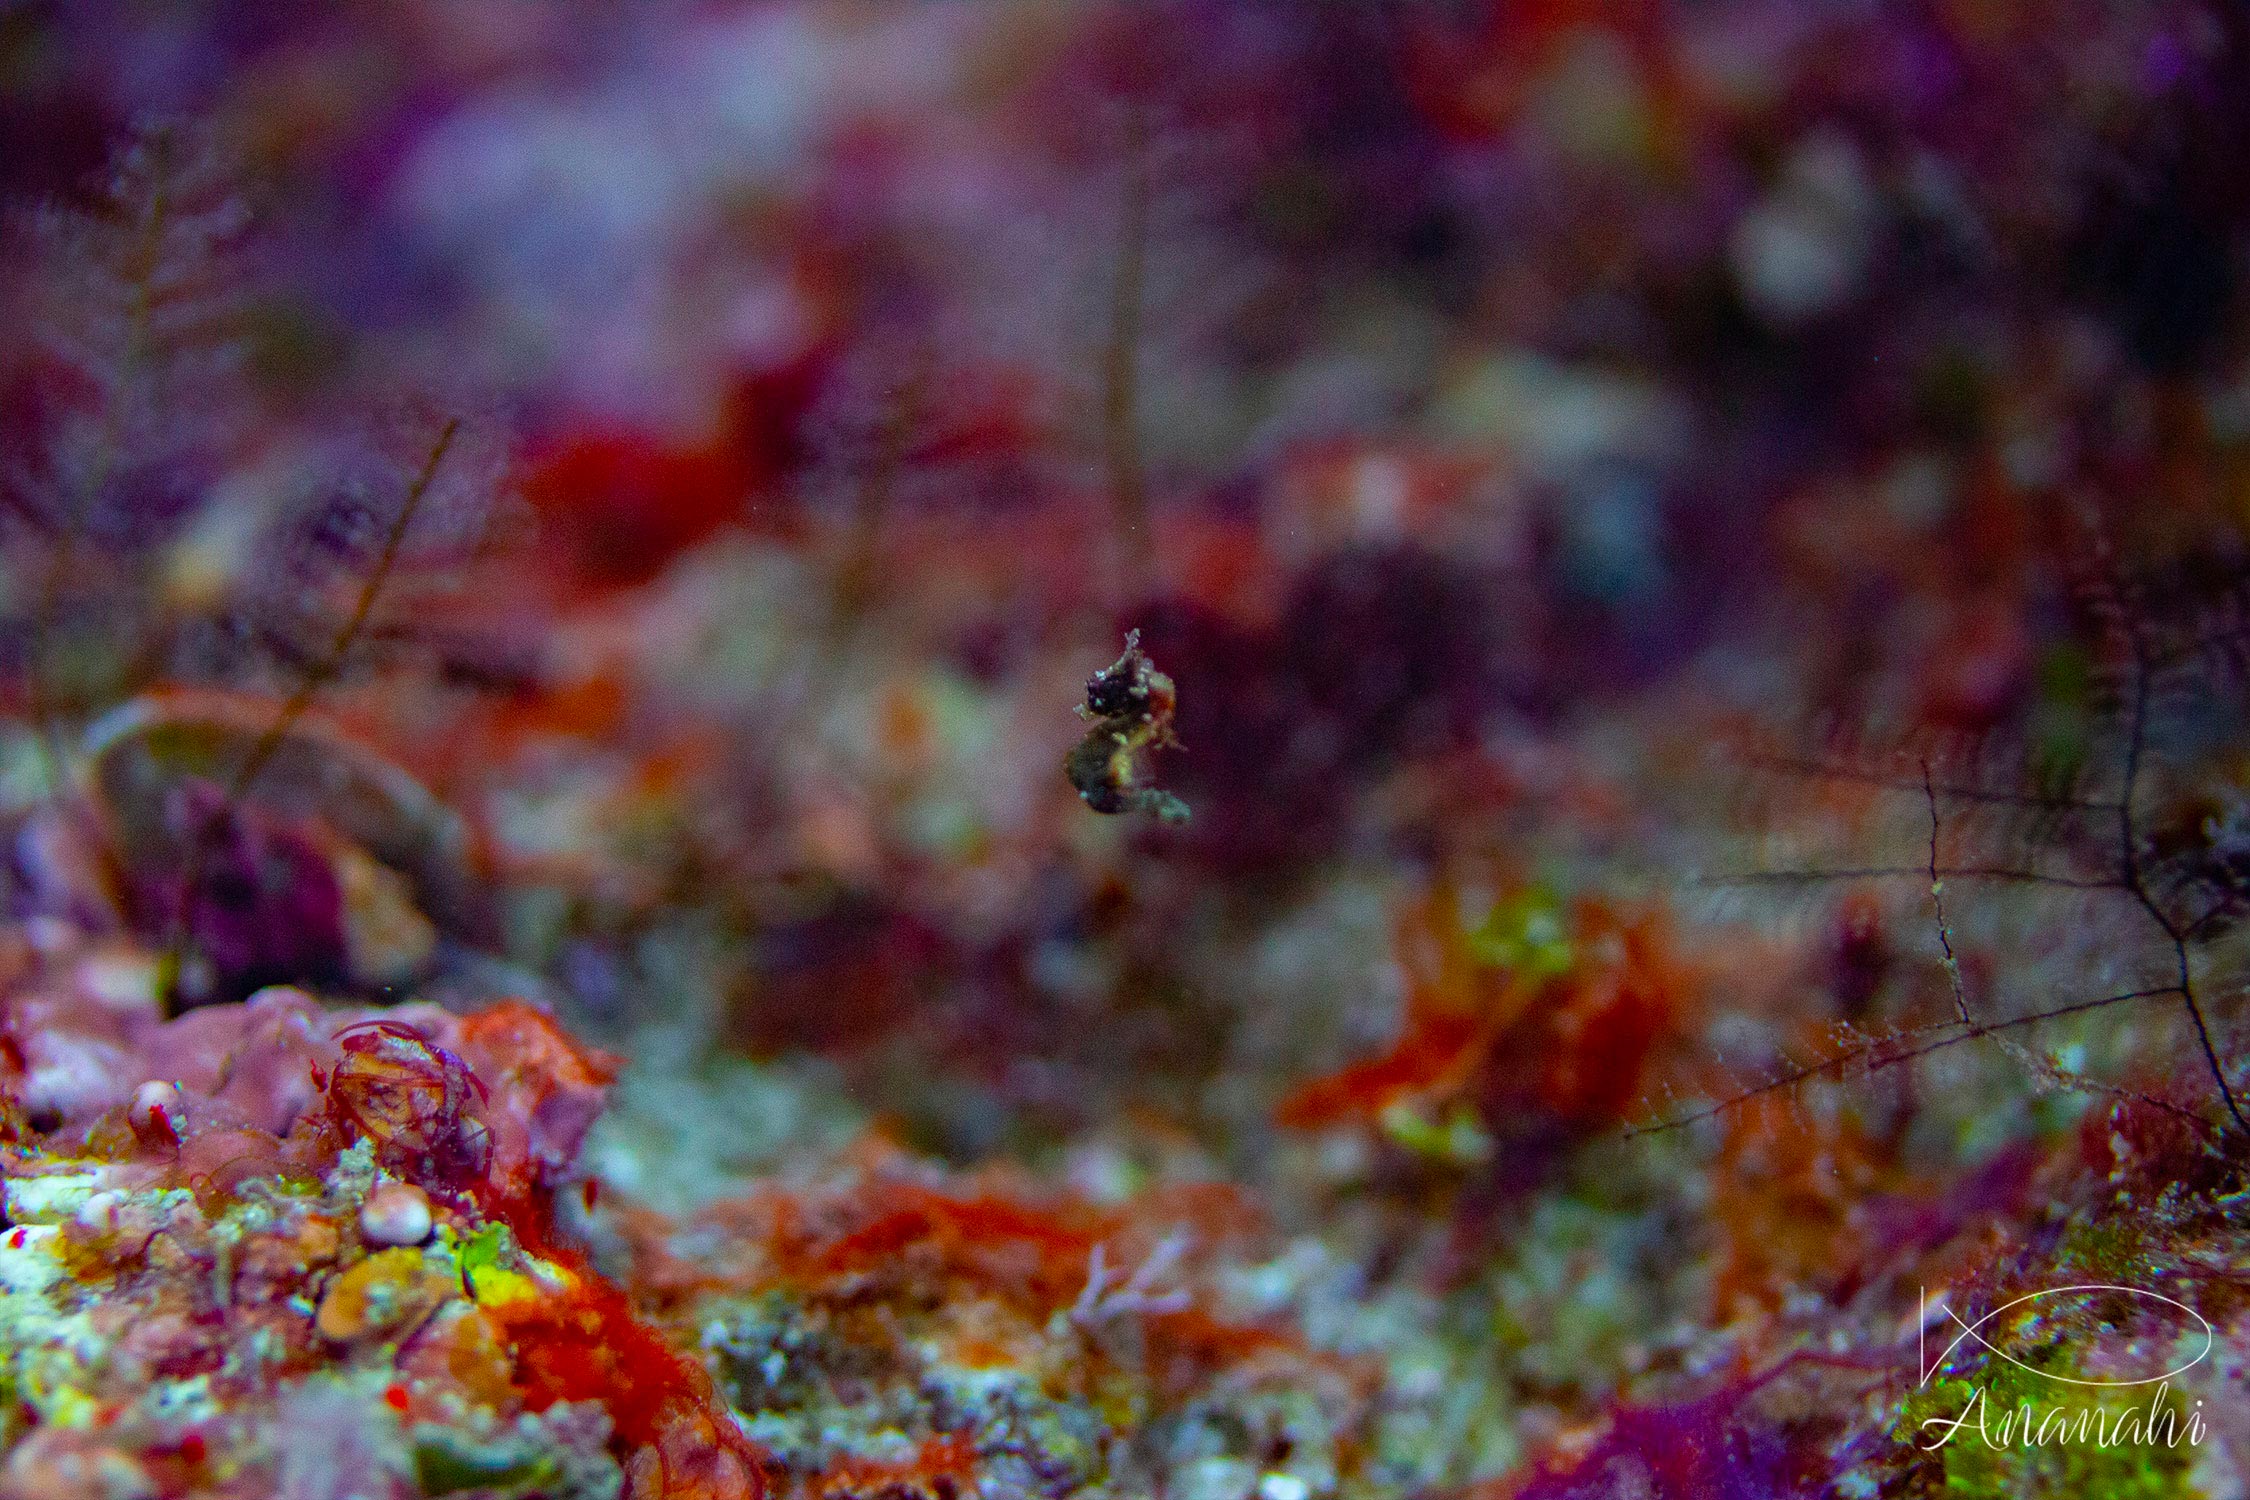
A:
1892 1353 2203 1500
412 1429 565 1496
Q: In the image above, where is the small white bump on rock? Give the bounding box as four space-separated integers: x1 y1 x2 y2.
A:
358 1182 434 1246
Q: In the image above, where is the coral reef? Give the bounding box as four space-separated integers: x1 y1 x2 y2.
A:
5 2 2250 1497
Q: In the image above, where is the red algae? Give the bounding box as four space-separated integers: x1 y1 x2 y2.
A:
1279 886 1693 1154
493 1254 769 1500
809 1432 978 1500
5 7 2250 1500
454 1000 621 1191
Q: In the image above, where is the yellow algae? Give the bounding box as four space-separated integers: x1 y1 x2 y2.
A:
316 1247 455 1343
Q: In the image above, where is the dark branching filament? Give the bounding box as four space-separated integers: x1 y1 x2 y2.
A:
1642 579 2250 1146
163 416 464 1010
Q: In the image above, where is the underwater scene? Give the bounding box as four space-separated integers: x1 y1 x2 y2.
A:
3 3 2250 1497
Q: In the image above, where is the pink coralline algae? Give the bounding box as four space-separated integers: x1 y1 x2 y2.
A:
5 4 2250 1499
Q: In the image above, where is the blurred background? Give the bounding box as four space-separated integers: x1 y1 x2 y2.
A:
4 2 2250 1494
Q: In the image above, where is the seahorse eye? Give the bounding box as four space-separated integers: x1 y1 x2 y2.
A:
1086 671 1141 717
